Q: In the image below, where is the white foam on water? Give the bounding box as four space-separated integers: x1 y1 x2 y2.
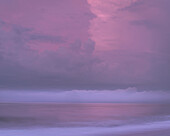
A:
1 88 170 103
0 120 170 136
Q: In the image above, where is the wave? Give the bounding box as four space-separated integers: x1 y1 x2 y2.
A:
0 87 170 103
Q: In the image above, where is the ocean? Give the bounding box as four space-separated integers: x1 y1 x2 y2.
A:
0 103 170 136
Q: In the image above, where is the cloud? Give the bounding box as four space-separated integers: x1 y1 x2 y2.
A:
125 0 170 88
88 0 170 89
0 19 100 89
29 34 65 44
0 0 170 90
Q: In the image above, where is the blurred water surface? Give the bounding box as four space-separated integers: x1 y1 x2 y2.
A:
0 103 170 136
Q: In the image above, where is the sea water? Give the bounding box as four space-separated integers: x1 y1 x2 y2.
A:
0 103 170 136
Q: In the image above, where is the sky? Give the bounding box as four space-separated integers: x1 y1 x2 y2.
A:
0 0 170 91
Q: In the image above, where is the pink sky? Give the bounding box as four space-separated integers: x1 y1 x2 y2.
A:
0 0 170 90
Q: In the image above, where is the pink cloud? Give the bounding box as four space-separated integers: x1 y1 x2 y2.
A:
0 0 170 90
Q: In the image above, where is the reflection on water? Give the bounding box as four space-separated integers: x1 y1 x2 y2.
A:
0 103 170 128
